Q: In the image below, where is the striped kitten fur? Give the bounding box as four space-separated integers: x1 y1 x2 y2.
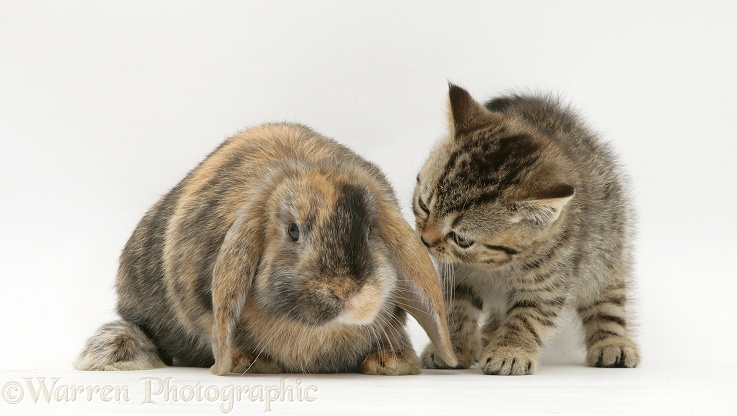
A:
414 85 640 375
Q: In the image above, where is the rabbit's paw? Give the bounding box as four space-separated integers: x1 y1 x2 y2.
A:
210 351 283 375
361 350 420 375
232 351 283 374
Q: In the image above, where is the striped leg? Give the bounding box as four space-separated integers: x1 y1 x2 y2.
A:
421 283 483 369
480 312 502 346
480 283 567 375
577 282 640 368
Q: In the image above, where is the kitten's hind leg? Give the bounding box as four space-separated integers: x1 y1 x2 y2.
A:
74 320 167 371
577 283 640 368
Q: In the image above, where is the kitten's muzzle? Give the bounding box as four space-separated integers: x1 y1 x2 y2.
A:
421 235 432 247
420 230 444 248
419 223 445 248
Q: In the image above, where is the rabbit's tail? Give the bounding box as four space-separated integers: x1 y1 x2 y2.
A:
74 319 167 371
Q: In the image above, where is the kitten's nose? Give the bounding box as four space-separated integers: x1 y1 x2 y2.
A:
420 224 444 248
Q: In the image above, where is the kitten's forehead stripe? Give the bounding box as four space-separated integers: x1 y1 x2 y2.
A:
427 188 436 206
451 215 463 228
436 134 542 214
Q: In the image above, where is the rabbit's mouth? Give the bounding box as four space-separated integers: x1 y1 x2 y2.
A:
334 282 384 326
267 280 385 327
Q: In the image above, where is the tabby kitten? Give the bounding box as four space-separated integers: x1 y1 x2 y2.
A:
414 85 640 375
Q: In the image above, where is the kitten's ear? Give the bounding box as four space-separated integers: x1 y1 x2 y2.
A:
447 83 503 139
511 184 575 225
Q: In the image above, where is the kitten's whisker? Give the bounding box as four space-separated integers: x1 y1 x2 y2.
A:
389 297 435 317
379 324 397 360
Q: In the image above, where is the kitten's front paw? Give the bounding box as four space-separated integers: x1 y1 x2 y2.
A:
480 346 537 375
421 343 476 369
361 350 420 375
588 337 640 368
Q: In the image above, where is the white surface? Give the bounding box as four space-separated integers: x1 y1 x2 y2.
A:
2 1 737 414
2 365 735 415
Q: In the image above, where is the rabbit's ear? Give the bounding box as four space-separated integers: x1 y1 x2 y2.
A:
209 207 263 375
377 201 458 368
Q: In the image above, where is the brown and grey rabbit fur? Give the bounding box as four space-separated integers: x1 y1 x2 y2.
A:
415 85 640 375
75 123 457 375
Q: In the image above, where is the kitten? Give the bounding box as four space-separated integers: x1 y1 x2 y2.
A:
414 84 640 375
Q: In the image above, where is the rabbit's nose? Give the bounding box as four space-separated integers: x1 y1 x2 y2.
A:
332 292 345 304
337 297 349 312
330 290 351 310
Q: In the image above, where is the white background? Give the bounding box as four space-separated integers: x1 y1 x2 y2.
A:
1 1 736 414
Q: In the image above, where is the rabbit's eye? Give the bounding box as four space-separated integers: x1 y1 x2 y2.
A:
288 223 300 241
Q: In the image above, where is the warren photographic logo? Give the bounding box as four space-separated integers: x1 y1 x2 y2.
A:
2 377 318 413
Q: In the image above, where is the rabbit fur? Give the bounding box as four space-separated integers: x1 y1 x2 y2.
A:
74 123 456 375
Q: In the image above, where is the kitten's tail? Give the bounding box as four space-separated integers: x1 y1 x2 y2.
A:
74 320 167 371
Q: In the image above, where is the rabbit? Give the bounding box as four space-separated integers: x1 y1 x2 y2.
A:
74 123 457 375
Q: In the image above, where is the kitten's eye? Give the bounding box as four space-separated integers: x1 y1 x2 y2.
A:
288 223 300 242
450 232 474 248
418 198 430 214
